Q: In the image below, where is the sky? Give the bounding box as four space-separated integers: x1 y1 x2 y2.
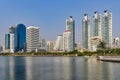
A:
0 0 120 46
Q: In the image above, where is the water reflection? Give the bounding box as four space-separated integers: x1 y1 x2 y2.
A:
0 57 120 80
8 57 15 80
8 57 26 80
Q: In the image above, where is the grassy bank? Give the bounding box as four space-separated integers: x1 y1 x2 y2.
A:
1 48 120 56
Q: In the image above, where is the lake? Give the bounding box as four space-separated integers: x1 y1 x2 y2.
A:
0 56 120 80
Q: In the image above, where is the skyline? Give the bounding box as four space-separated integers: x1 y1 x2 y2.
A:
0 0 120 45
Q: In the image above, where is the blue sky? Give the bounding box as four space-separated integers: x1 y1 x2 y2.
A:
0 0 120 45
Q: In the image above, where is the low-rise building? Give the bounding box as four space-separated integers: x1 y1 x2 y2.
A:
90 36 102 51
54 35 63 51
113 37 120 48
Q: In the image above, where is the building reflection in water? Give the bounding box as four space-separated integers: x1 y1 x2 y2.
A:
0 57 10 80
86 57 103 80
85 57 113 80
9 57 15 80
1 57 120 80
6 57 26 80
25 57 34 80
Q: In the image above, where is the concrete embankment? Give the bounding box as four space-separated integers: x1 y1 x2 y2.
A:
98 56 120 62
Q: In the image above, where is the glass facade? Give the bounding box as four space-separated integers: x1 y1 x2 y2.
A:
66 16 75 50
14 24 26 52
5 34 10 49
102 10 112 48
93 11 101 36
82 14 90 50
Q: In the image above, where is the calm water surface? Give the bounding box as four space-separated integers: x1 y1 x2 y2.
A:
0 56 120 80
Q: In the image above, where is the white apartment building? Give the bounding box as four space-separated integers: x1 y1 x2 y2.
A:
10 33 14 53
63 30 73 52
82 14 91 50
102 10 112 48
27 26 39 52
93 11 102 37
53 35 63 51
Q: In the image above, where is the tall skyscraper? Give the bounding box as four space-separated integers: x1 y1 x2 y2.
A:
0 45 3 53
9 26 15 53
54 35 63 51
14 24 26 52
9 26 16 33
27 26 39 52
5 34 10 49
93 11 102 36
10 33 14 53
66 16 75 50
5 33 14 53
82 14 90 50
102 10 112 48
63 30 73 52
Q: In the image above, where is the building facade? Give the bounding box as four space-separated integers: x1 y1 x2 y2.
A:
66 16 75 50
82 14 91 50
10 33 14 53
0 45 3 53
4 33 14 53
27 26 39 52
90 36 102 51
102 10 112 48
39 37 46 50
14 24 26 52
54 35 63 51
5 34 10 49
63 30 73 52
93 11 102 37
46 41 55 52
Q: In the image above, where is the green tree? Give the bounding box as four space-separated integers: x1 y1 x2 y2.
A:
97 41 106 49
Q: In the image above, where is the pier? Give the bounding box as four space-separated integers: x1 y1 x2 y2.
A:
98 56 120 62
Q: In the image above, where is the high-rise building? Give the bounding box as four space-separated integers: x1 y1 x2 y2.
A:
63 30 73 52
9 26 15 53
27 26 39 52
82 14 90 50
66 16 75 50
54 35 63 51
5 34 10 49
93 11 102 36
4 33 14 53
10 33 14 53
0 45 3 53
9 26 16 33
102 10 112 48
14 24 26 52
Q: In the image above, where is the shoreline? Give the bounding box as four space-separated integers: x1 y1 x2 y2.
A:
1 54 120 63
0 53 79 57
